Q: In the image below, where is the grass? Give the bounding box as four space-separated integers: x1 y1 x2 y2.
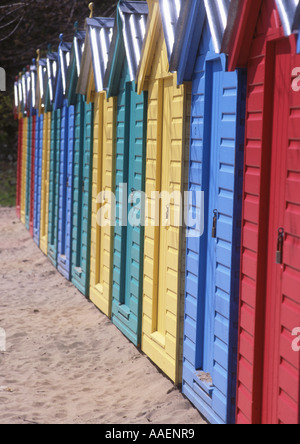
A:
0 162 16 207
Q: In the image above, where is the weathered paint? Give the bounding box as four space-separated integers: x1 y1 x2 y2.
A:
47 109 61 267
20 117 28 225
39 112 51 255
33 114 44 246
224 0 300 425
137 0 191 384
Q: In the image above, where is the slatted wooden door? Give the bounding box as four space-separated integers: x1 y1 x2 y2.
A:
40 112 51 255
262 38 300 425
48 109 61 266
142 72 189 384
111 73 147 346
90 93 116 317
21 118 28 224
16 118 23 218
71 98 93 296
58 102 74 280
25 116 32 230
33 114 43 246
29 115 36 237
183 44 246 423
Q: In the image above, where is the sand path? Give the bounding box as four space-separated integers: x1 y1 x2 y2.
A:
0 207 206 424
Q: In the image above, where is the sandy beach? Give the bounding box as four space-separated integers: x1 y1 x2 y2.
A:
0 207 206 425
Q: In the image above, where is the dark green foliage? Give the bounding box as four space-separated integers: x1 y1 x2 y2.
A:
0 0 129 161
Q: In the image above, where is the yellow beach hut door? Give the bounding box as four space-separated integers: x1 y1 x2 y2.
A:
90 93 115 317
142 72 189 384
156 76 173 340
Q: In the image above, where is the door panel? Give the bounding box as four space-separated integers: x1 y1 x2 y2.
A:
34 115 43 245
48 109 61 266
40 112 51 255
30 115 36 236
90 92 116 317
263 39 300 425
156 76 173 339
21 118 28 224
25 116 32 230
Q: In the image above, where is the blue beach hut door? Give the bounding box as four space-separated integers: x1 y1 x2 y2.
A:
183 52 246 424
33 114 44 246
58 102 74 280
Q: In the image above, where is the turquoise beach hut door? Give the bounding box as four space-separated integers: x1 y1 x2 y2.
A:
104 1 148 346
71 97 94 296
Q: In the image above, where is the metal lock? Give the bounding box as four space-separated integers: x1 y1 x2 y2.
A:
212 210 218 239
276 228 285 265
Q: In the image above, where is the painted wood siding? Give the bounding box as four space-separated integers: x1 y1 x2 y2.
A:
57 103 75 280
29 115 36 237
141 29 191 384
182 21 247 424
262 38 300 425
48 109 61 267
33 114 43 246
25 116 32 230
111 59 147 346
20 117 28 224
71 97 94 296
236 0 284 424
40 112 51 255
90 92 116 317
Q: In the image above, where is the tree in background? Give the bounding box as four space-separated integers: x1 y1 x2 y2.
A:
0 0 121 161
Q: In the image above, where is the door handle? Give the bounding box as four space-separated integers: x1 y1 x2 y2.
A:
130 188 135 208
276 228 285 265
212 210 218 239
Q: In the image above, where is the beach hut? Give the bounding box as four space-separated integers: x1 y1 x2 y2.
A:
15 75 23 219
29 62 37 237
33 52 45 246
38 52 52 255
136 0 191 384
46 50 61 267
222 0 300 424
69 22 94 297
168 0 247 424
80 13 116 317
56 37 74 280
102 1 148 345
20 70 29 225
25 64 37 234
25 65 32 231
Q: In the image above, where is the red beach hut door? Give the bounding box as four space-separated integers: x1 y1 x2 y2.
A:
262 37 300 425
